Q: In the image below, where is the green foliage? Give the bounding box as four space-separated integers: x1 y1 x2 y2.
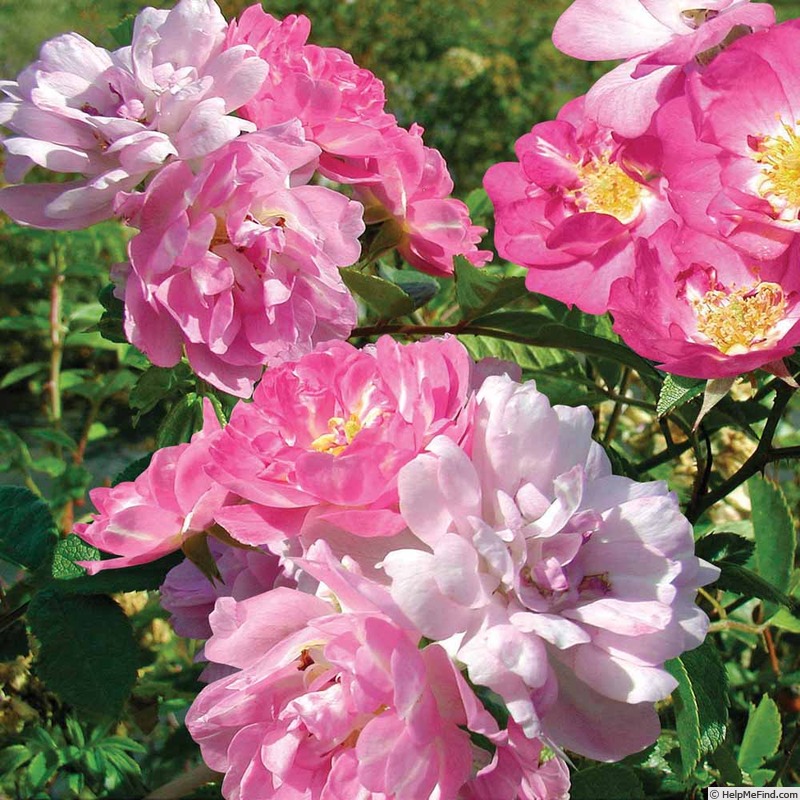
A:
340 267 415 320
0 719 145 799
0 487 57 572
738 695 782 784
657 375 706 417
454 256 527 320
571 765 645 800
666 640 729 777
27 591 139 719
750 476 796 617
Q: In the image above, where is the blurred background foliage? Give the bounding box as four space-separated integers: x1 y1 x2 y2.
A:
2 1 800 797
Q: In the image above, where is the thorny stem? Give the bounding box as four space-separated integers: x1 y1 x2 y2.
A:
687 426 714 522
687 382 796 522
764 628 781 676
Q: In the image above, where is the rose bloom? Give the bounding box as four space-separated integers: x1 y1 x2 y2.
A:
382 373 718 761
115 123 363 397
608 221 800 378
208 335 477 542
485 96 673 313
552 0 774 137
0 0 266 229
74 400 230 573
185 542 521 800
675 20 800 258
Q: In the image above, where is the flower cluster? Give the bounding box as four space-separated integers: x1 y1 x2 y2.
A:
486 0 800 380
0 0 489 396
74 336 716 799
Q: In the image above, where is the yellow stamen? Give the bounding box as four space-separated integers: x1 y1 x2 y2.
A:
693 281 787 354
573 155 643 223
309 413 363 456
753 120 800 210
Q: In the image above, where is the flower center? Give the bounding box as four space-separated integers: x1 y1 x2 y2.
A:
310 414 363 456
692 281 787 354
753 121 800 212
574 155 643 223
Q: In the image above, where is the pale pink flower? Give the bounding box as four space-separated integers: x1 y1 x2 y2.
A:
114 124 363 397
608 221 800 378
382 374 718 761
227 5 397 184
355 125 492 276
186 543 498 800
161 538 289 639
553 0 774 136
484 96 673 313
74 400 230 573
208 335 476 540
0 0 267 229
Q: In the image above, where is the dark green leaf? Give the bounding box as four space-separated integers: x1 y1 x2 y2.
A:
0 486 58 571
665 639 728 777
656 374 705 417
570 765 645 800
49 534 182 594
0 619 29 661
464 311 662 395
738 695 782 775
108 16 135 47
713 562 800 613
28 591 139 718
340 267 415 320
378 264 439 309
129 363 194 418
156 394 204 448
602 443 640 480
28 428 78 452
455 257 528 320
0 363 48 389
750 475 796 618
112 453 153 486
695 532 754 567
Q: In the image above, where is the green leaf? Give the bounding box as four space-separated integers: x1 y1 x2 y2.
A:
0 619 29 661
465 187 493 222
454 257 527 320
28 428 78 452
0 363 47 389
713 562 800 614
108 16 135 47
738 695 782 775
695 532 755 567
665 639 729 777
0 486 58 572
156 393 205 447
656 374 705 417
49 534 182 594
464 311 662 395
0 744 32 774
570 765 645 800
768 608 800 633
340 267 415 320
0 315 49 332
112 453 153 486
28 591 139 718
750 475 796 618
470 683 509 730
129 363 193 419
378 264 439 309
